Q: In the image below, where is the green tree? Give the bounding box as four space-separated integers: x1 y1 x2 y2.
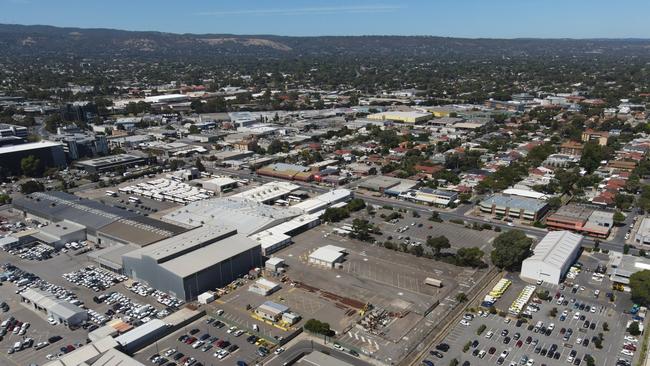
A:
630 270 650 306
321 207 349 223
580 142 607 173
194 157 205 172
547 197 562 210
628 321 641 336
0 194 11 205
613 211 626 225
455 247 485 267
346 198 366 212
303 319 332 336
188 124 200 134
267 139 285 154
428 211 443 222
455 293 468 303
491 230 532 271
20 155 43 177
20 180 45 194
426 235 451 257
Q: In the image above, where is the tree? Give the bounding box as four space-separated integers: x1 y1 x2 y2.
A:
350 218 375 242
428 211 443 222
491 230 533 271
168 159 185 171
583 355 595 366
267 139 285 154
0 194 11 205
346 198 366 212
455 293 468 303
613 211 626 225
304 319 332 336
628 321 641 336
455 247 485 267
426 235 451 257
188 125 200 134
20 180 45 194
410 245 424 257
629 270 650 306
20 155 43 177
547 197 562 211
194 158 205 172
580 142 607 173
321 207 349 223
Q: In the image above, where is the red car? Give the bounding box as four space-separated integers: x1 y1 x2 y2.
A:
516 340 523 348
215 340 224 348
184 337 196 344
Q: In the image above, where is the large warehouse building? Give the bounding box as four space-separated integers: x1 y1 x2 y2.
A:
520 231 583 285
122 226 261 300
12 191 186 246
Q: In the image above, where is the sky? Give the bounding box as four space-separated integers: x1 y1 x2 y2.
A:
1 0 649 39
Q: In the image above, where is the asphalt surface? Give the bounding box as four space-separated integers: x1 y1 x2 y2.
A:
266 340 371 366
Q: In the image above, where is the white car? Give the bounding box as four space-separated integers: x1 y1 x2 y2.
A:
485 331 494 339
621 349 635 356
164 349 176 357
227 326 237 334
625 336 639 343
275 347 285 355
460 320 471 326
234 329 245 337
526 360 535 366
47 318 58 325
500 350 509 358
218 350 229 359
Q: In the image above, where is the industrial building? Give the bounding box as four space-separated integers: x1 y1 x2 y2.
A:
248 278 281 296
635 217 650 245
358 176 417 195
12 191 186 246
520 231 583 285
256 163 314 182
297 351 354 366
248 213 320 255
51 131 108 160
201 177 239 193
255 301 289 322
115 319 169 353
546 204 613 238
308 245 347 268
0 141 67 175
20 288 88 327
74 153 150 174
122 226 261 300
231 181 300 204
366 111 433 123
292 189 352 214
609 252 650 287
479 193 550 222
163 196 301 235
0 123 28 146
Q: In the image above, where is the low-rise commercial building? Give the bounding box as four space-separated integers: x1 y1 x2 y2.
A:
74 154 151 174
520 231 583 285
367 111 432 123
479 193 549 221
248 278 281 296
634 217 650 245
20 288 88 327
255 301 289 322
546 204 613 239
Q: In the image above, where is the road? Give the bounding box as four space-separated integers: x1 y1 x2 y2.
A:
265 340 371 366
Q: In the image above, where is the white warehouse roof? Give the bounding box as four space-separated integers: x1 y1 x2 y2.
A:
309 245 346 263
526 231 582 269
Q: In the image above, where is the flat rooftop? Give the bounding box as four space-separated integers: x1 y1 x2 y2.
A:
75 154 145 167
0 140 63 154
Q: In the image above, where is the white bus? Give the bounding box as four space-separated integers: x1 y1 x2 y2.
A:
128 196 141 203
105 191 117 197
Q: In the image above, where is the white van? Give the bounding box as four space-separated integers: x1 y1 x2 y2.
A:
478 350 486 359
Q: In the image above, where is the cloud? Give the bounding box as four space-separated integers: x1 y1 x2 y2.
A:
197 5 404 17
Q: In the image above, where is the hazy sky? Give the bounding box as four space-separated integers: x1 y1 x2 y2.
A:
1 0 649 38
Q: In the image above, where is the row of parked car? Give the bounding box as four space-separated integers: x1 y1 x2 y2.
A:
127 282 184 309
93 291 172 326
63 265 128 292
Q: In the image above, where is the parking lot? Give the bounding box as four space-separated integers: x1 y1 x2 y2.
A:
134 315 276 366
0 247 186 365
365 207 497 253
424 252 640 366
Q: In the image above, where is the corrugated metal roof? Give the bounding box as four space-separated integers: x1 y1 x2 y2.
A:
526 231 583 268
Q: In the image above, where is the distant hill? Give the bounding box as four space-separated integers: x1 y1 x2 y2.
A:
1 23 650 61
